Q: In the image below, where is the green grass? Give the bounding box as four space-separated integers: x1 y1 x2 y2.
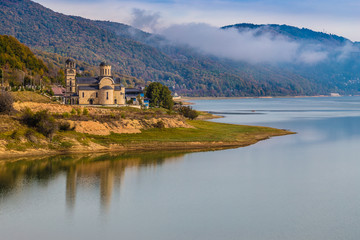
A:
0 111 291 154
89 120 290 145
11 91 52 103
59 141 74 149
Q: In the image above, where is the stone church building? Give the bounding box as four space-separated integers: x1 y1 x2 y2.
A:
65 59 125 105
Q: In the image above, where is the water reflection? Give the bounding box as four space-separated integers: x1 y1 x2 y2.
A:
0 151 187 212
2 98 360 240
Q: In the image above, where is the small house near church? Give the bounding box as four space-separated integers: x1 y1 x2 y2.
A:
51 85 66 103
125 88 149 108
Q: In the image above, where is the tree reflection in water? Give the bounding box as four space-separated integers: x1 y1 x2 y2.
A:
0 151 187 211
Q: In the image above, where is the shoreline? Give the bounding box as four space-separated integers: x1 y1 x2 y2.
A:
0 140 258 159
0 97 294 160
0 120 294 159
0 131 292 160
179 95 353 101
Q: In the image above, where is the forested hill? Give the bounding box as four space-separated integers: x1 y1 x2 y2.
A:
0 0 359 96
0 34 48 76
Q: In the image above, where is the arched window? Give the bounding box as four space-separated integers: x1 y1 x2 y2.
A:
106 92 109 100
82 92 84 98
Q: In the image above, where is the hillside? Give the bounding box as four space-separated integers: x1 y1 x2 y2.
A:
0 34 48 87
222 24 349 45
1 0 359 96
222 24 360 94
0 35 47 73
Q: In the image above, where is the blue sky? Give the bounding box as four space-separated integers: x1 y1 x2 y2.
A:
34 0 360 41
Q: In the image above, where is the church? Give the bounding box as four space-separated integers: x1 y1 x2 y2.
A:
65 59 125 105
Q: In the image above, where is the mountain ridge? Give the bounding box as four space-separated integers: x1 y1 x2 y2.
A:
0 0 359 96
222 23 350 45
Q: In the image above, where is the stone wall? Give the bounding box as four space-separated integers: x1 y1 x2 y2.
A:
79 90 99 105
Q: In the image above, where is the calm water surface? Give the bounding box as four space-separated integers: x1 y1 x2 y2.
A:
1 97 360 240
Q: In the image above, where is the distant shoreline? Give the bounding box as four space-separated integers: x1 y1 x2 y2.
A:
179 95 352 101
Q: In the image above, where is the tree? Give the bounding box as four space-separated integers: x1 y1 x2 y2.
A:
145 82 174 110
57 69 65 86
136 94 143 107
0 91 14 114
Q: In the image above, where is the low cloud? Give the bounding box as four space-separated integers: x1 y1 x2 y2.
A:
130 10 357 65
298 50 328 64
336 42 360 61
130 8 160 33
159 23 329 64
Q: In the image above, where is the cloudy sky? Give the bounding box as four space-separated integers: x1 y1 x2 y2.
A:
34 0 360 41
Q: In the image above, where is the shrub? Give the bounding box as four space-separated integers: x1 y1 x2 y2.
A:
59 121 72 131
21 108 58 139
10 130 20 140
60 141 74 149
0 91 14 114
25 129 38 143
76 108 81 115
63 112 70 118
70 108 76 115
21 107 36 127
177 106 199 120
82 108 89 115
46 88 54 96
153 120 165 129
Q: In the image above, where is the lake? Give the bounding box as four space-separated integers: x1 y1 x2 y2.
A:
1 96 360 240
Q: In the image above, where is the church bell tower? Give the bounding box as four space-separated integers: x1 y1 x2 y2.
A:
65 59 76 93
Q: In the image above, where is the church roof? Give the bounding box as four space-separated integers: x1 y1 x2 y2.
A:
77 77 99 84
101 86 113 90
78 86 99 91
125 88 143 94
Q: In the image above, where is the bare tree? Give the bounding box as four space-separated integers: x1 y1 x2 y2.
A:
0 91 14 114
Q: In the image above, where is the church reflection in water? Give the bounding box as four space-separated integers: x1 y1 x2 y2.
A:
65 157 125 211
0 151 187 211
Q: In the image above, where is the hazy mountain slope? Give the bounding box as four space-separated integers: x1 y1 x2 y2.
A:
0 0 358 96
222 23 349 45
222 23 360 94
93 20 325 96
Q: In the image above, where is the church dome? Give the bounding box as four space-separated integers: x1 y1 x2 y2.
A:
100 62 109 67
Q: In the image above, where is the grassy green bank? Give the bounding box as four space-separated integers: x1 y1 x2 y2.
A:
0 117 293 159
91 120 290 144
0 91 293 158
